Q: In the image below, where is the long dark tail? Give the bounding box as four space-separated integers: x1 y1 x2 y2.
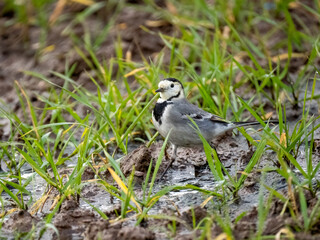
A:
233 119 279 128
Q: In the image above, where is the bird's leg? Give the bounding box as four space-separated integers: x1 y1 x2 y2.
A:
164 143 170 160
246 138 252 150
158 144 177 180
172 144 178 159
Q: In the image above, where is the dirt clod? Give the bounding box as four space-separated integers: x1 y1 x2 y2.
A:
52 198 96 239
84 220 155 240
81 167 96 181
233 207 258 240
181 206 207 227
2 210 39 233
60 198 79 212
120 145 154 177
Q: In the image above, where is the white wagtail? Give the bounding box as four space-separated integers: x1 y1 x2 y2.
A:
152 78 278 178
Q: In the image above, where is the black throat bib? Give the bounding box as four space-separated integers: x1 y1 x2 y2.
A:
153 101 173 125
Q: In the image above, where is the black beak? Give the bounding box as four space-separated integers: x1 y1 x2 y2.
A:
155 88 164 93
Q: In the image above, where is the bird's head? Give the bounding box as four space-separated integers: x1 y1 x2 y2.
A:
156 78 185 101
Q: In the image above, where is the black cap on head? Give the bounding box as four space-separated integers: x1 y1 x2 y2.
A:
164 78 184 89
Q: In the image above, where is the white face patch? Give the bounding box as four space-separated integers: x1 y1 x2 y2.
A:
157 80 184 101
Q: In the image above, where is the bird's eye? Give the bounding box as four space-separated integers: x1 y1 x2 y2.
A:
170 84 174 88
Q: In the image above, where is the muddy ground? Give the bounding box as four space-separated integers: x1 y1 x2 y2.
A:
1 1 320 239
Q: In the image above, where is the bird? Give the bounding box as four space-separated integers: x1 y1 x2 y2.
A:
152 77 278 179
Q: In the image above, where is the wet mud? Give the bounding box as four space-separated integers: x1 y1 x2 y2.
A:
2 210 40 234
1 0 320 239
233 191 320 240
1 124 320 239
84 222 155 240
